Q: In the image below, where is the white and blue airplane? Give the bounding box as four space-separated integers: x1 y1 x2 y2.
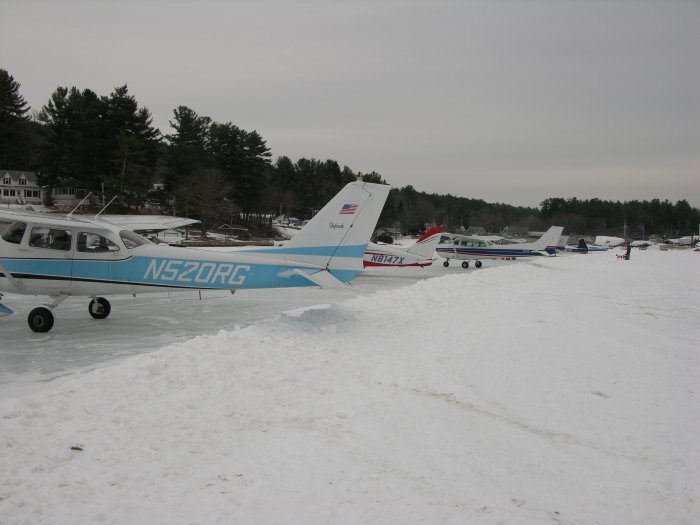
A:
0 180 390 332
436 225 564 268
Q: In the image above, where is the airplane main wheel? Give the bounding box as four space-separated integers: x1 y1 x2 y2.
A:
443 260 450 267
475 260 482 268
462 261 469 269
89 298 111 320
28 307 54 333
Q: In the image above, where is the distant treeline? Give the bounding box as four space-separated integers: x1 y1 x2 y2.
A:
1 69 697 237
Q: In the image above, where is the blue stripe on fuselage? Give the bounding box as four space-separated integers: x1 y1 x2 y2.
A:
436 247 544 257
0 255 362 290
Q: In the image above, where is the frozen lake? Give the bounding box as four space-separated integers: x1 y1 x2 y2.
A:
1 250 698 524
0 261 501 394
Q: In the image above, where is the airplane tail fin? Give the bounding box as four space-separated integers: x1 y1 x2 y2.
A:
533 226 564 251
578 238 589 253
283 181 391 280
407 227 444 259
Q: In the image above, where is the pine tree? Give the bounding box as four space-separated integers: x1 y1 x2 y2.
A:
0 69 34 168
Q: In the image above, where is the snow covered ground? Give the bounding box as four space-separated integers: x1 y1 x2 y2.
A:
1 251 698 524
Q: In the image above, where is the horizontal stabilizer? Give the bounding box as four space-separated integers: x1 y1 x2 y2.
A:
0 303 13 317
407 227 444 259
293 269 349 289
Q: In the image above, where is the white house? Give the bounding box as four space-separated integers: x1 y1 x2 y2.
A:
0 170 43 205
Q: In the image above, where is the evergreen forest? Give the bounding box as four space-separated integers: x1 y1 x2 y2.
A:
1 70 697 237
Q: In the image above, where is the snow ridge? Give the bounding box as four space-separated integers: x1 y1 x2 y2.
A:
1 252 698 524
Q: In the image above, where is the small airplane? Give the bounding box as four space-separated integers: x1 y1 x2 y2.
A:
564 238 611 253
363 227 444 268
594 235 625 248
0 180 390 332
436 225 564 268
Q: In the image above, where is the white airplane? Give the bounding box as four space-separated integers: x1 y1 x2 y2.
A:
594 235 625 248
363 227 444 268
0 181 390 332
436 226 564 268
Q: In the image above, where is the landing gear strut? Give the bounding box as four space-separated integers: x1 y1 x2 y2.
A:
25 295 112 333
89 297 111 319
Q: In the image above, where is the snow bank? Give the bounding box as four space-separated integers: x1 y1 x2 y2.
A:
1 251 698 524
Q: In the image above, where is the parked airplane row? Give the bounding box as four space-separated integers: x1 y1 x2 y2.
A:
1 180 572 332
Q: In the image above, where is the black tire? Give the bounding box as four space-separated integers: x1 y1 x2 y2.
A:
89 297 111 319
475 260 482 268
28 307 54 333
461 261 469 269
443 260 449 267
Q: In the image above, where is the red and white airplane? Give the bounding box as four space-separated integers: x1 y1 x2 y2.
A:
363 227 444 268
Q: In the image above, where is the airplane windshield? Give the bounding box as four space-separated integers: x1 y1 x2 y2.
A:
119 230 150 249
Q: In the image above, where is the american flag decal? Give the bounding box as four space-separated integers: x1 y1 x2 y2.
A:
339 203 359 215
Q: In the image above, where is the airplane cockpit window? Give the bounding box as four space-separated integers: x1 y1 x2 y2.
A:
28 227 72 251
119 230 150 249
77 232 120 253
1 221 26 244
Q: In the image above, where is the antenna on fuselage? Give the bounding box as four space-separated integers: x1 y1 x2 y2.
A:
67 192 93 217
95 195 119 218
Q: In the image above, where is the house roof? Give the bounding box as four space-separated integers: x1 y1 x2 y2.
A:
1 170 39 185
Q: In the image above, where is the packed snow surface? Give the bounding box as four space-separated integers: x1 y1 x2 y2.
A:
1 251 698 524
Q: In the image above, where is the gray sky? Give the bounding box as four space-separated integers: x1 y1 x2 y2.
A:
2 0 698 207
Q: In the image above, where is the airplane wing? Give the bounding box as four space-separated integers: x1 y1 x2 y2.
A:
97 215 201 232
0 210 198 235
0 209 51 222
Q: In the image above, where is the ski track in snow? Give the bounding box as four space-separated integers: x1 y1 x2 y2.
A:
0 250 698 524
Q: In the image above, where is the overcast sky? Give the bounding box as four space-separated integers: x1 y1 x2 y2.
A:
1 0 698 207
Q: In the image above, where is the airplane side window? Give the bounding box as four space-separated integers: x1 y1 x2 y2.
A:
28 227 72 251
1 221 27 244
77 232 119 253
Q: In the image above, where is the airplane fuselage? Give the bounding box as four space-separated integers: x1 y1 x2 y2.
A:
0 242 366 297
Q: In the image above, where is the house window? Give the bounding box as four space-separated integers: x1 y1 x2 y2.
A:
2 189 16 197
2 176 10 185
25 190 40 198
19 177 27 186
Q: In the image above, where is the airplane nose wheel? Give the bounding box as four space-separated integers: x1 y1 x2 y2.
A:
89 297 111 320
475 260 482 268
443 260 450 267
28 307 54 333
461 261 469 269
